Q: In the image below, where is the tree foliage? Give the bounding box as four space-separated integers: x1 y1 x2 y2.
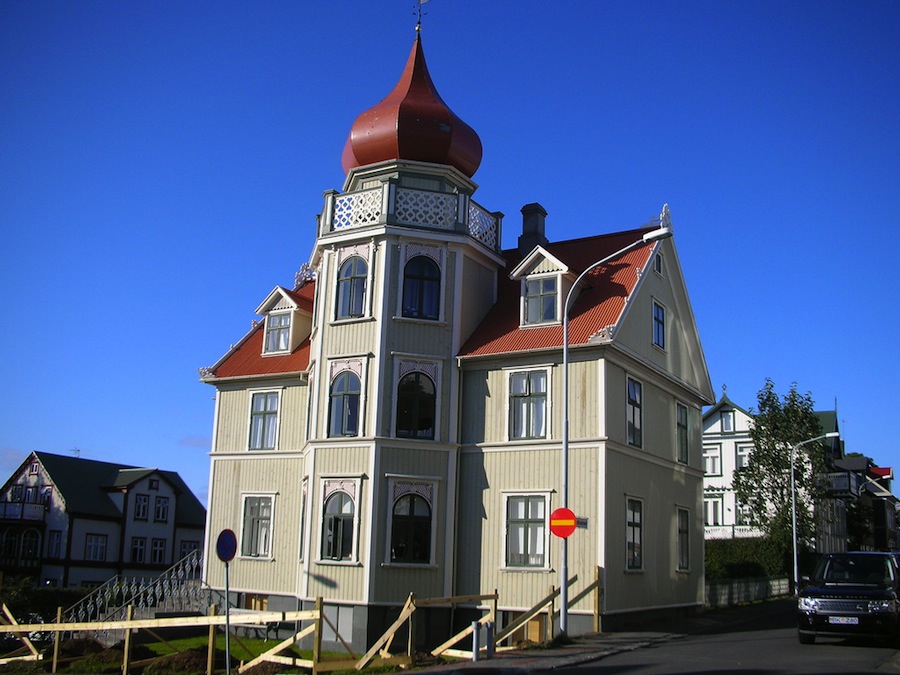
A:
733 379 825 555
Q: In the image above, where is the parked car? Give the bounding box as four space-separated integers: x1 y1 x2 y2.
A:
797 551 900 645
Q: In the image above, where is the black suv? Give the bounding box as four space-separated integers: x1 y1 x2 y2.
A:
797 551 900 645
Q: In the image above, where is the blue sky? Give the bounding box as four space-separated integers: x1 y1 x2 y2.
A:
2 1 898 505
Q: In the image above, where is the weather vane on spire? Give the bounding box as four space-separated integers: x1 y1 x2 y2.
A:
415 0 431 32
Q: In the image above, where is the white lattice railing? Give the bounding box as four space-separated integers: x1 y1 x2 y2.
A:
324 183 500 252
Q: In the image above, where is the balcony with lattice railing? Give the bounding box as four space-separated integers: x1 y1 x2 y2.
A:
320 182 501 253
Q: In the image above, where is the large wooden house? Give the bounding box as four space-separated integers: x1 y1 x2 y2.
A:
200 31 714 649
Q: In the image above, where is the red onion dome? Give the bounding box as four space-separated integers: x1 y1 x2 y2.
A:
341 34 483 178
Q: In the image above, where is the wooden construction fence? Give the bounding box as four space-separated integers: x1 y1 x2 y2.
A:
0 569 603 673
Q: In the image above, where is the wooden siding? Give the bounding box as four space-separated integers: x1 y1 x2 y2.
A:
602 445 703 612
455 446 599 611
459 254 497 347
213 380 308 453
205 456 304 595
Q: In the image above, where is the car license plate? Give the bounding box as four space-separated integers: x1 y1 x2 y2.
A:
829 616 859 625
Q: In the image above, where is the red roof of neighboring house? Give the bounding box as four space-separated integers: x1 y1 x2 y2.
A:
871 466 893 480
210 281 315 380
459 227 659 358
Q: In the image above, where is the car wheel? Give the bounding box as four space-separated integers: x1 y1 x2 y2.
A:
798 632 815 645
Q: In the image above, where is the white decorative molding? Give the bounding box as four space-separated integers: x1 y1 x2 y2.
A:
392 481 433 506
330 358 364 381
323 478 357 501
404 242 442 266
399 359 438 380
337 243 371 266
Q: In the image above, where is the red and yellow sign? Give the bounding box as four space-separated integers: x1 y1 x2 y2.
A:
550 507 577 539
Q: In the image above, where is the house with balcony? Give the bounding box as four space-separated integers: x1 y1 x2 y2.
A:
833 455 898 551
200 29 715 649
0 451 206 588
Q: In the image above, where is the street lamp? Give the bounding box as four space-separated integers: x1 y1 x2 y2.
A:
791 431 840 595
559 215 673 636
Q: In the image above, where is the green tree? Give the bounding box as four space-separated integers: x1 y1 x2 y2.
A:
733 379 825 568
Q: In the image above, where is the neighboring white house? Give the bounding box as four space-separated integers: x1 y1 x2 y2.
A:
200 31 714 649
0 451 206 588
702 391 848 552
701 391 763 540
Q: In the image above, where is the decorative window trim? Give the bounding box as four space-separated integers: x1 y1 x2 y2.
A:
501 489 552 572
393 358 441 441
507 367 551 441
318 476 362 564
384 477 438 566
247 388 282 451
328 366 363 438
398 242 444 322
625 495 644 572
334 248 371 321
240 492 277 560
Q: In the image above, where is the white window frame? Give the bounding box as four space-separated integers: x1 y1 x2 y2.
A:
721 410 734 432
318 476 362 565
263 311 292 354
652 299 667 351
131 536 146 563
507 367 551 441
134 493 149 521
240 492 276 560
398 243 444 323
247 389 281 451
703 444 722 476
501 490 551 571
150 537 166 564
384 476 439 567
736 444 752 470
626 376 643 448
391 357 442 442
626 496 644 571
704 496 724 526
84 533 107 562
153 496 169 523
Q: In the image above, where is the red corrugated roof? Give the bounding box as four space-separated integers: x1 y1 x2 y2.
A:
871 466 893 479
459 227 658 357
211 281 315 379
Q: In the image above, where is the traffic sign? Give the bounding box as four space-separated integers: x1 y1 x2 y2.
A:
550 507 577 539
216 528 238 562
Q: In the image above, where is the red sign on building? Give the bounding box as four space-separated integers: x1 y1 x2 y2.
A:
550 507 577 539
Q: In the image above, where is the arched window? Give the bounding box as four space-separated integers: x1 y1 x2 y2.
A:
20 529 40 559
396 372 435 439
391 494 431 564
329 372 360 437
322 491 354 560
336 256 367 319
402 256 440 320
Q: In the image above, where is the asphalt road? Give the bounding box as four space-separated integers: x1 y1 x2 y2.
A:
554 599 900 674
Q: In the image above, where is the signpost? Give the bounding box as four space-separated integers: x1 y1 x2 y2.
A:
216 529 237 675
550 507 577 539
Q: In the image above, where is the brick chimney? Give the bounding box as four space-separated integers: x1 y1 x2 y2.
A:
518 203 549 258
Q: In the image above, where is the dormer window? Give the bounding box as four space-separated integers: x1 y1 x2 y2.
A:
525 277 557 324
264 313 291 353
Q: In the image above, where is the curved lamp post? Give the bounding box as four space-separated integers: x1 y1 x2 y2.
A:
559 220 673 636
791 431 840 594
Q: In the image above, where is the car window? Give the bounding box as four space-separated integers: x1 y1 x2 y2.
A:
818 555 893 584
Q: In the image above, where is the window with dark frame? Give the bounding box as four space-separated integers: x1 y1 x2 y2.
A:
322 491 354 561
84 534 107 562
336 256 367 319
524 277 556 324
47 530 61 558
390 493 431 564
131 537 146 563
396 372 436 439
154 496 169 523
242 495 273 558
676 402 689 464
677 508 690 571
626 498 643 570
510 370 547 440
151 538 166 564
134 494 149 520
402 255 441 320
329 371 360 437
652 301 666 349
506 495 546 567
627 378 642 447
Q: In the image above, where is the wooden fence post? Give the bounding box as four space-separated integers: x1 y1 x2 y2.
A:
121 605 133 675
207 604 217 675
52 606 62 674
312 597 323 675
593 566 602 633
406 593 416 667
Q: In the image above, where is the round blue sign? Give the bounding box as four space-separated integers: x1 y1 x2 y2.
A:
216 528 237 562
